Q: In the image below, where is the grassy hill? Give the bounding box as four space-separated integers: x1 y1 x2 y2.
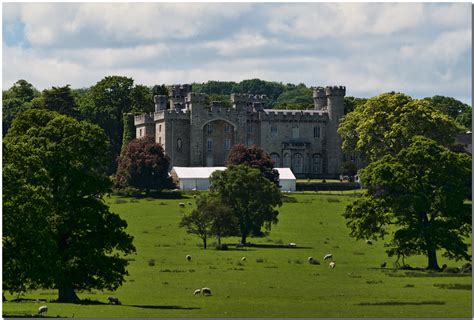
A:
3 192 471 317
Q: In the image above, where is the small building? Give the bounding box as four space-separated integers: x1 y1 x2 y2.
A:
170 166 296 192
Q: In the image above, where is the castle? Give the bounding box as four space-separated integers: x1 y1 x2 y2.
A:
135 84 349 178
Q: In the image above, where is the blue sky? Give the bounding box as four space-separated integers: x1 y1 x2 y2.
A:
2 3 472 104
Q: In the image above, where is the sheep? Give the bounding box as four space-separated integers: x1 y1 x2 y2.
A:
308 257 314 264
288 242 297 248
187 202 192 206
201 287 212 296
179 203 186 208
38 305 48 317
193 195 197 199
380 262 387 268
365 239 373 245
241 257 246 261
193 289 201 296
107 296 122 305
186 254 192 261
329 261 336 269
323 254 333 261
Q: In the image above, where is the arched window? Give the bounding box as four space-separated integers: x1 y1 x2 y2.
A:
283 153 290 167
313 154 322 174
177 138 182 151
270 153 280 166
292 153 303 173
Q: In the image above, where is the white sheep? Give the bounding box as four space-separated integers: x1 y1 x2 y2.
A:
186 254 192 261
241 257 246 261
179 203 186 208
329 261 336 269
107 296 122 305
201 287 212 296
288 242 297 248
365 239 373 245
308 257 314 263
193 289 201 296
193 195 197 199
38 305 48 316
323 253 333 261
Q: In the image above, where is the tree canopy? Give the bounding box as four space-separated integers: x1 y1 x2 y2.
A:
115 136 172 194
424 95 472 130
3 109 136 302
343 136 471 270
338 92 459 163
210 165 282 244
226 144 280 185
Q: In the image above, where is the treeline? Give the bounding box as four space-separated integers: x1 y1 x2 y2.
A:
3 77 472 173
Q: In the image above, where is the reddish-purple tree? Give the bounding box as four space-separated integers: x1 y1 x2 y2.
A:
226 144 279 185
116 136 172 194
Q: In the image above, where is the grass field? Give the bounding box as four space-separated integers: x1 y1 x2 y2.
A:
3 192 472 318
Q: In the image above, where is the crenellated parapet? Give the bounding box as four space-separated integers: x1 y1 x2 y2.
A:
260 109 328 122
134 113 155 125
325 85 346 97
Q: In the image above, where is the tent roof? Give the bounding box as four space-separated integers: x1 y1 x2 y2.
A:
172 166 296 180
172 167 227 179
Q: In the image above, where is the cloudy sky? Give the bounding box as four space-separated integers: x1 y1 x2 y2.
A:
2 2 472 103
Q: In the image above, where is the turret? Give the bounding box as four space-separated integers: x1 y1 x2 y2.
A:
167 84 192 110
325 85 346 177
186 92 207 112
313 87 327 110
154 95 168 112
231 93 248 111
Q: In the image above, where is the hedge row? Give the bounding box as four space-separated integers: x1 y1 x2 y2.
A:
296 182 361 191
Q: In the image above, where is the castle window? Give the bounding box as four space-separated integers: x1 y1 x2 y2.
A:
224 139 231 150
292 153 303 173
292 126 300 139
313 154 322 174
314 126 320 138
224 123 231 133
247 124 253 133
271 126 278 137
177 138 182 151
207 123 213 134
283 153 290 167
270 153 280 166
207 138 213 151
159 125 162 133
158 136 162 144
139 128 143 137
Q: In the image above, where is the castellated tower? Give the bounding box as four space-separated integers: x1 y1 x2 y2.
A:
154 95 168 112
325 86 346 176
167 84 192 110
313 87 327 110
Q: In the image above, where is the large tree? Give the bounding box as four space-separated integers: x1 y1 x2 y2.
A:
40 85 78 117
115 136 172 194
338 92 458 164
179 194 237 249
343 136 471 270
226 144 279 185
210 165 283 244
424 95 472 130
3 109 136 302
2 80 39 135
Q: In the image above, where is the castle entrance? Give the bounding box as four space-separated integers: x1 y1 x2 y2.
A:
202 119 236 166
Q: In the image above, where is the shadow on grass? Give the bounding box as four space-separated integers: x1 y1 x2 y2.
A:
383 270 471 278
238 244 313 249
434 283 472 290
126 304 200 310
358 300 445 306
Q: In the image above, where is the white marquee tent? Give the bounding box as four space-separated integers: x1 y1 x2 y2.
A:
171 167 296 192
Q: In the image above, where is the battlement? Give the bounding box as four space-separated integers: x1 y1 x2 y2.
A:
261 109 328 122
313 87 326 98
167 84 192 98
325 86 346 96
134 113 154 125
186 92 207 104
154 109 190 121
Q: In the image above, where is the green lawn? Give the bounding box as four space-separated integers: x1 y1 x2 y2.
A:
3 193 472 318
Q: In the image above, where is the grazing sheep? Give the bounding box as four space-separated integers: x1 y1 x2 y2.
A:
186 255 192 261
288 242 297 248
329 261 336 269
107 296 122 305
308 257 314 263
201 287 212 296
323 254 333 261
380 262 387 268
365 240 373 245
187 202 192 206
193 195 197 199
38 305 48 317
179 203 186 208
241 257 246 261
193 289 201 296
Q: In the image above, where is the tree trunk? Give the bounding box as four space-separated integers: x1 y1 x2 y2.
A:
203 237 207 249
217 236 221 247
427 248 440 270
241 233 247 245
58 287 80 303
